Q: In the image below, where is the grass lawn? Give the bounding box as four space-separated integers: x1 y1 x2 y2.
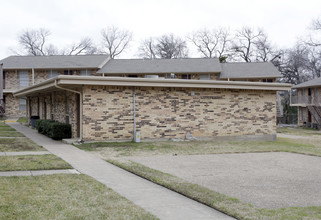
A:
77 137 321 158
76 127 321 220
0 155 72 171
277 126 321 136
0 174 158 220
0 138 44 152
0 130 25 137
0 127 15 131
17 117 27 123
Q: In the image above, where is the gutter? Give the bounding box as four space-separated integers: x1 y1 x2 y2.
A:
54 80 83 142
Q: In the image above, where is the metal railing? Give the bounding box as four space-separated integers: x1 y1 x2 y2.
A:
290 95 321 106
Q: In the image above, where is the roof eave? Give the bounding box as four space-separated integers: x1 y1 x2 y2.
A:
14 75 292 97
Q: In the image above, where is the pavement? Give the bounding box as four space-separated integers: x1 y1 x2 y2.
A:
127 152 321 209
0 151 51 156
0 169 80 176
7 122 234 220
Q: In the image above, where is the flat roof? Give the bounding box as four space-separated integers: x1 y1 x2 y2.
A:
14 75 292 97
0 55 110 70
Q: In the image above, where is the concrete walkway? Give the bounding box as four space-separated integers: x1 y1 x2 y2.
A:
0 169 80 177
8 122 234 220
0 151 51 156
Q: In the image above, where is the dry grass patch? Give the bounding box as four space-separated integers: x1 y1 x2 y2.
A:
277 126 321 136
0 138 44 152
0 155 72 171
0 174 158 220
78 138 321 159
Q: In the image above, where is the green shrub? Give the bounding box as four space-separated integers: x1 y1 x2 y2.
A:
35 119 71 140
36 119 55 135
48 122 72 140
42 120 55 135
35 119 45 132
35 119 42 130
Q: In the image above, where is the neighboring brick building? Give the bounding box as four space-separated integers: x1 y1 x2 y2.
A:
0 55 110 117
1 55 291 141
290 78 321 129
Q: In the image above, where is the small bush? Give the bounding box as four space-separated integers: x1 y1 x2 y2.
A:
35 119 71 140
48 122 72 140
36 119 55 135
35 119 45 131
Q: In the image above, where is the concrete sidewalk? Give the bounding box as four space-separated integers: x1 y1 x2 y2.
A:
0 169 79 177
8 122 234 220
0 151 51 156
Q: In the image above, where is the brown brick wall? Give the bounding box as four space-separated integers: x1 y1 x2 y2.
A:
4 69 97 118
4 94 26 117
82 85 276 141
28 91 79 138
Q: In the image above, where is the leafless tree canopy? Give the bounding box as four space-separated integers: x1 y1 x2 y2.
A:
18 28 58 56
101 26 132 58
231 27 265 62
278 44 311 85
138 38 157 59
188 28 230 59
17 28 97 56
138 34 188 59
62 38 97 55
156 34 188 58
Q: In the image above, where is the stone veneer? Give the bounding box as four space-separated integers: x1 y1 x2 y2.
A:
4 69 96 117
28 91 79 138
82 85 276 141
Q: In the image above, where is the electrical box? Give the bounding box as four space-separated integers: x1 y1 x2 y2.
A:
134 132 141 143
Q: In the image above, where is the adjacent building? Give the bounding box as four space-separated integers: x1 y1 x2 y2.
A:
291 78 321 129
0 55 291 142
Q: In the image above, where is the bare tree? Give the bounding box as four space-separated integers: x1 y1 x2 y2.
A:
138 34 188 59
101 26 132 58
278 44 311 85
231 27 265 62
138 38 157 59
188 28 230 59
254 34 283 62
155 34 188 58
18 28 58 56
63 37 97 55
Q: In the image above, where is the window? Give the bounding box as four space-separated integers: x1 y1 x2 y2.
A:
80 70 90 76
19 98 26 111
181 74 191 79
49 70 58 79
19 71 29 88
128 74 138 78
199 74 210 80
263 79 273 83
64 70 72 75
165 73 176 79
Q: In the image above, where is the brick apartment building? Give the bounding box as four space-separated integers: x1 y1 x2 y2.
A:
1 55 291 141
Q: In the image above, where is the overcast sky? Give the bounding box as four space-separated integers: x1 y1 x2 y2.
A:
1 0 321 59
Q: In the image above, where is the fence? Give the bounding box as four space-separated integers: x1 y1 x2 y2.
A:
277 114 298 125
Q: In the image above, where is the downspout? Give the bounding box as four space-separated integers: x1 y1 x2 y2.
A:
54 80 83 142
32 68 35 85
133 87 136 141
